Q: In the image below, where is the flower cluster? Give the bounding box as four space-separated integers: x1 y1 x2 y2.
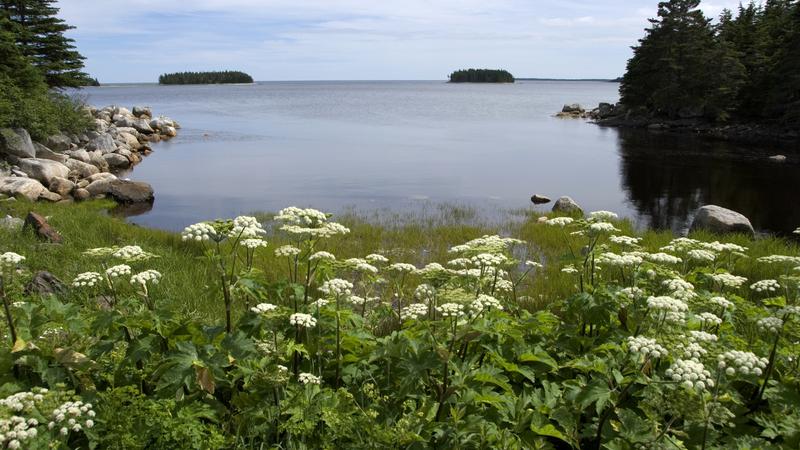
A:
665 359 715 391
688 249 716 263
414 284 435 301
311 299 330 308
697 312 722 327
709 296 733 309
471 294 503 313
0 252 24 274
72 272 104 288
229 216 265 238
275 207 350 238
757 255 800 266
345 258 379 274
250 303 278 314
627 336 667 359
48 400 95 436
677 342 707 360
590 210 619 220
365 254 388 263
471 253 507 267
112 245 151 262
589 222 619 234
181 222 216 242
597 252 642 267
131 270 161 286
319 279 353 297
289 313 317 328
709 273 748 289
437 303 465 318
0 416 38 449
0 390 45 411
757 317 783 333
619 287 644 300
545 217 574 227
298 372 321 385
609 235 641 247
647 296 688 324
274 245 301 258
689 330 718 343
241 238 268 249
750 279 780 294
718 350 768 377
310 251 336 261
105 264 131 278
495 279 514 292
561 265 579 275
663 278 696 300
388 263 417 273
400 303 428 320
646 253 682 265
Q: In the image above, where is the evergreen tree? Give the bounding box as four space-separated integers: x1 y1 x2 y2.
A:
0 0 88 88
763 1 800 124
620 0 744 120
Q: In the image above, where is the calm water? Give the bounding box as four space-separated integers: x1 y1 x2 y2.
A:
79 81 800 234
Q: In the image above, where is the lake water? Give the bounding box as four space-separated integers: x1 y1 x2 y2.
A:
79 81 800 234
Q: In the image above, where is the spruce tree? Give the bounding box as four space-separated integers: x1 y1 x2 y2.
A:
0 0 87 88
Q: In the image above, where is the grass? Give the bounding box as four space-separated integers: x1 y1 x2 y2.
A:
1 199 798 321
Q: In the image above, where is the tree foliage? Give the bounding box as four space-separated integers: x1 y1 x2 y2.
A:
448 69 515 83
621 0 800 124
158 71 254 85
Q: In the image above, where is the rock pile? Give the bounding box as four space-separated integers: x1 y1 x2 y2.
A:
0 106 178 205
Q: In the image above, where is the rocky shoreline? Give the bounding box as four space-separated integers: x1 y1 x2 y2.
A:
0 105 178 205
555 103 800 144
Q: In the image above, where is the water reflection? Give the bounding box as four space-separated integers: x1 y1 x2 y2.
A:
617 129 800 234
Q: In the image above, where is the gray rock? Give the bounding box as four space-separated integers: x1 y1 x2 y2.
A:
86 133 117 154
87 172 117 183
39 190 61 202
76 180 89 189
0 215 24 231
597 102 614 118
88 151 110 172
11 169 28 178
113 106 132 117
0 128 36 158
690 205 755 237
114 116 135 128
552 196 583 215
73 188 90 201
49 177 75 197
16 158 70 186
0 177 46 201
25 271 66 297
86 178 114 197
769 155 787 163
103 153 130 169
117 132 141 149
562 104 585 114
161 126 177 137
132 106 152 118
34 142 69 164
107 179 154 204
132 118 154 134
44 134 72 152
530 194 551 205
66 149 91 163
65 159 100 179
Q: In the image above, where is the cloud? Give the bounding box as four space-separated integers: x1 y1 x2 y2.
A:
54 0 759 82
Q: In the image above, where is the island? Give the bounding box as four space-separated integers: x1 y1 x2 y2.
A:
158 70 254 85
448 69 514 83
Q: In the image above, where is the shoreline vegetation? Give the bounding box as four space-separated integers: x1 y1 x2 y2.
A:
158 71 254 85
448 68 515 83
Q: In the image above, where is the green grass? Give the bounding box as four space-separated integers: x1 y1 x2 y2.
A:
1 199 798 321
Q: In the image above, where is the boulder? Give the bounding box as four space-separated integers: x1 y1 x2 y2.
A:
117 132 141 149
48 177 75 197
85 178 114 197
107 179 154 204
23 211 62 243
11 169 28 178
24 271 66 297
95 111 111 122
690 205 755 237
114 116 135 128
132 106 152 118
769 155 787 163
16 158 70 186
0 177 45 201
65 159 100 179
93 118 109 132
66 149 91 163
161 126 177 137
0 215 24 231
76 180 89 188
552 196 583 215
86 172 117 183
73 188 90 201
0 128 36 158
44 134 72 152
39 190 61 202
530 194 551 205
103 153 131 169
562 104 585 114
34 142 69 164
113 106 132 117
88 151 110 172
597 102 615 118
87 133 117 154
132 118 154 134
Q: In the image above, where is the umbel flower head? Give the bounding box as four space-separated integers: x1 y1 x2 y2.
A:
437 303 465 318
627 336 667 359
0 251 25 269
274 207 350 238
708 272 748 289
72 272 104 288
298 372 321 385
229 216 266 238
750 279 780 293
319 279 353 297
471 294 503 313
289 313 317 328
182 222 217 242
241 238 267 249
718 350 768 377
400 303 428 320
665 359 715 391
105 264 131 278
131 270 162 286
250 303 278 314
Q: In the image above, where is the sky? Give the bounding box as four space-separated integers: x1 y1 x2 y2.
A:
56 0 748 83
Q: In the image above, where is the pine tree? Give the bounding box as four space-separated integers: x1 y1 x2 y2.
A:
0 0 88 88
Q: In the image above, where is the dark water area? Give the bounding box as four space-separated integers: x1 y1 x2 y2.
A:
77 81 799 234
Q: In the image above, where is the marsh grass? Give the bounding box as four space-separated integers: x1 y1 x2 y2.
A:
1 200 797 321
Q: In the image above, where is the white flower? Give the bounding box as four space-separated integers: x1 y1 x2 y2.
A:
112 245 151 261
697 312 722 326
627 336 667 359
561 265 579 275
757 317 783 333
660 237 701 253
702 241 748 253
709 296 733 309
105 264 131 278
525 260 543 269
677 342 707 360
471 294 503 313
689 330 718 343
597 252 642 267
229 216 265 238
365 254 388 263
250 303 278 314
688 249 716 263
274 245 301 257
348 295 369 306
589 222 619 234
0 252 25 270
72 272 104 288
437 302 465 318
609 235 641 247
388 263 417 273
709 273 748 289
182 222 216 242
241 238 267 249
665 359 714 391
130 270 161 286
794 227 800 235
275 207 349 238
416 263 447 275
471 253 507 267
750 279 780 294
777 306 800 317
309 251 336 261
646 253 682 265
590 210 619 221
414 284 435 301
289 313 317 328
663 278 696 300
495 279 514 293
319 279 353 297
545 217 574 227
718 350 768 377
311 298 330 308
400 303 429 320
345 258 378 274
647 296 688 324
757 255 800 266
619 287 644 300
298 372 321 385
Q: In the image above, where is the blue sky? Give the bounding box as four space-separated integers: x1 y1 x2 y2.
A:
57 0 746 83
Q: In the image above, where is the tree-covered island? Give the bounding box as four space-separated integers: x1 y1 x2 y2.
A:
448 68 515 83
158 71 254 85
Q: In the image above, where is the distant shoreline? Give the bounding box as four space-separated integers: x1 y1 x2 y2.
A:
84 78 619 86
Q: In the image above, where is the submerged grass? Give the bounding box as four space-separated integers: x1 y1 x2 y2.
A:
1 199 797 321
